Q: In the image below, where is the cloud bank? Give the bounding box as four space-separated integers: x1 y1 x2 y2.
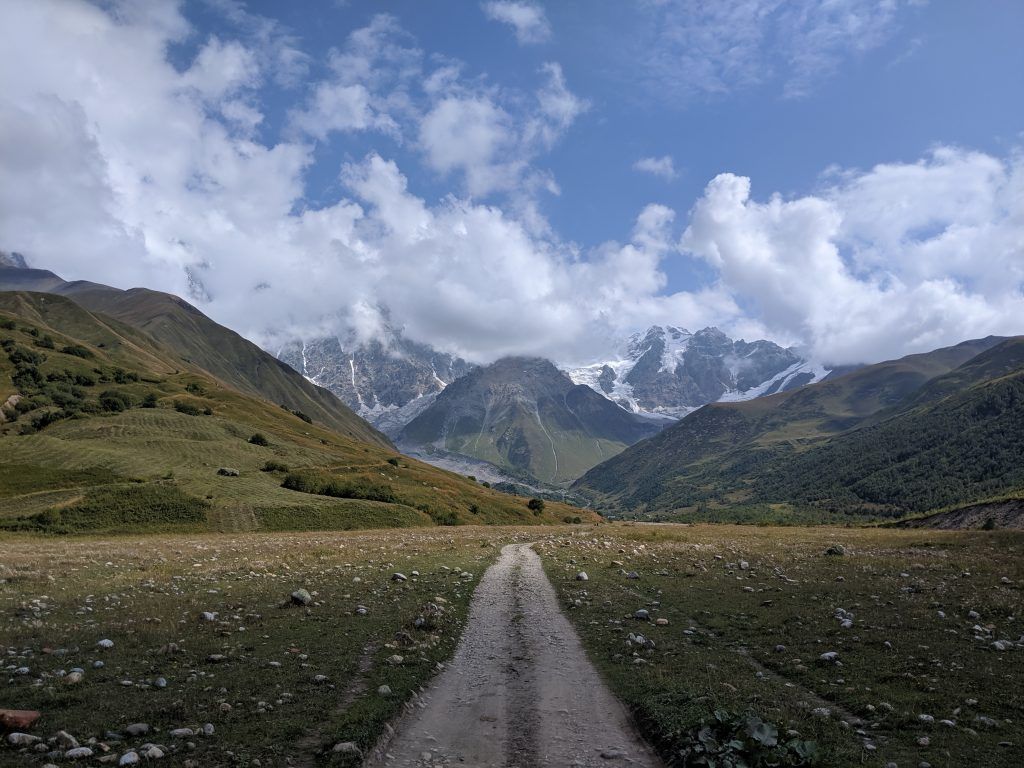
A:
0 0 1020 369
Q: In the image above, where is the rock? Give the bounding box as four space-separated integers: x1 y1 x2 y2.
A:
378 685 392 696
626 571 640 580
576 571 589 581
118 752 140 766
290 589 312 606
917 736 930 747
387 655 404 665
7 733 41 747
600 749 627 759
65 747 94 759
633 609 650 621
201 724 214 737
200 612 218 622
811 707 831 718
169 729 193 738
819 651 839 663
313 674 329 684
355 605 368 615
991 640 1011 651
155 677 167 689
391 573 408 582
0 710 41 730
655 618 669 626
968 610 981 620
216 467 239 477
64 671 84 685
143 746 164 760
97 639 114 649
55 731 79 749
824 544 846 556
775 644 787 653
125 724 150 737
331 742 362 757
206 654 227 663
739 560 749 570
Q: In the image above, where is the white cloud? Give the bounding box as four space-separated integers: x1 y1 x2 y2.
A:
633 155 677 180
1 0 1019 373
633 0 923 100
482 1 551 44
681 146 1024 364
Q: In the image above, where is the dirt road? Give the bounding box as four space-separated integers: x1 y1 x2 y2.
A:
369 543 663 767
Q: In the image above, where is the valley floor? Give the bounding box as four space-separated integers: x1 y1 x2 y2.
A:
2 524 1023 768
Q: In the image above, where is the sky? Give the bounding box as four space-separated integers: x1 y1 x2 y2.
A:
0 0 1022 366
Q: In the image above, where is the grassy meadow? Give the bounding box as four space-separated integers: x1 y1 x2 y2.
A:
0 527 541 767
539 524 1024 767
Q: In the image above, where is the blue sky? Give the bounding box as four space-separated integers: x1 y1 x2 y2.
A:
1 0 1023 364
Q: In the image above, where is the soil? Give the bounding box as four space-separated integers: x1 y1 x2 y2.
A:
368 543 663 767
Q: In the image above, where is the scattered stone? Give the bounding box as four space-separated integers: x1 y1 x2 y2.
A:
118 752 140 766
633 609 650 621
819 651 840 663
55 731 79 749
216 467 239 477
64 671 84 685
824 544 846 556
391 573 408 582
154 677 167 689
655 618 669 626
200 612 218 622
206 654 227 663
97 639 114 649
169 729 193 739
125 724 150 737
7 733 41 747
600 748 627 759
387 655 404 665
201 724 214 737
576 571 589 581
378 685 392 696
143 746 164 760
65 747 94 759
332 742 362 758
739 560 749 570
290 589 312 606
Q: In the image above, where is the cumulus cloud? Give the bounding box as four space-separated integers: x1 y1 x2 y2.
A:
0 0 1019 372
633 0 923 100
482 1 551 44
681 147 1024 364
633 155 677 180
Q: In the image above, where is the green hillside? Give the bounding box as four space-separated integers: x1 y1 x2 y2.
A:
575 336 1021 521
400 357 659 485
0 291 591 533
0 265 389 447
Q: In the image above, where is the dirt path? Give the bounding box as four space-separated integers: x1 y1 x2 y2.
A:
368 543 663 768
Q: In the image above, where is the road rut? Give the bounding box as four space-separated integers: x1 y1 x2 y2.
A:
369 543 663 767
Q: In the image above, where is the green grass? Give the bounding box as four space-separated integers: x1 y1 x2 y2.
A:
0 302 594 534
0 527 537 767
0 485 210 534
538 524 1024 768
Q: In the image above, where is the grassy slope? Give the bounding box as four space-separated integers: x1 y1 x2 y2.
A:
0 527 540 767
575 337 1013 519
401 358 657 486
0 293 592 533
540 524 1024 768
0 267 388 448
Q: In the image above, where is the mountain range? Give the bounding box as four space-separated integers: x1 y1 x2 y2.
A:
0 277 584 533
566 325 828 418
397 357 661 485
575 334 1023 522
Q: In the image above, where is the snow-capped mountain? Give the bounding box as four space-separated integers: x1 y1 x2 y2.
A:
276 330 473 437
567 326 828 418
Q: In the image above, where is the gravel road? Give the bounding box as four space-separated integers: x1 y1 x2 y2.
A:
368 543 663 767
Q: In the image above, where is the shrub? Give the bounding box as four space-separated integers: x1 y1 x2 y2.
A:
261 460 290 473
386 457 400 467
142 392 159 408
281 470 396 503
99 390 132 412
292 409 313 424
248 432 270 447
34 335 55 349
185 382 205 395
676 710 817 767
112 368 139 384
0 317 15 330
527 498 546 515
469 504 480 515
7 345 45 367
174 400 201 416
30 409 67 431
60 344 93 359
